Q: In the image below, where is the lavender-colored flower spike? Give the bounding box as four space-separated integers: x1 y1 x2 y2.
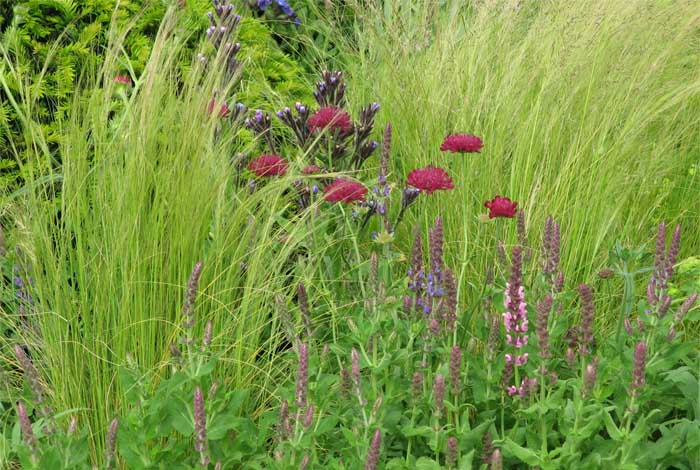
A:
578 284 594 355
433 374 446 416
203 320 213 348
411 371 423 401
490 449 503 470
300 455 311 470
14 346 51 417
670 293 698 337
297 282 312 335
17 401 37 453
496 240 508 270
501 360 514 391
541 215 562 286
442 269 458 330
182 261 203 332
486 311 500 359
194 387 210 466
278 399 292 438
665 224 681 278
364 429 382 470
105 417 119 470
449 346 462 396
583 363 597 397
302 405 314 428
630 342 647 398
517 209 527 251
482 432 494 464
447 436 459 467
296 344 309 409
536 295 553 363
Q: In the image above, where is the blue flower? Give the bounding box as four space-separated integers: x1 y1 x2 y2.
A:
276 0 296 16
257 0 273 10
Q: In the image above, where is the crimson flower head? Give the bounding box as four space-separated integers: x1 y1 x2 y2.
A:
484 196 517 219
323 178 367 203
440 134 483 153
406 166 454 194
301 165 322 175
307 107 352 133
114 75 132 85
207 99 231 118
248 154 289 177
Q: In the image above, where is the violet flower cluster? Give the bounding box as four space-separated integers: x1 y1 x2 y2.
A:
205 1 243 81
251 0 300 26
542 215 564 292
271 71 380 170
404 218 458 333
647 222 681 317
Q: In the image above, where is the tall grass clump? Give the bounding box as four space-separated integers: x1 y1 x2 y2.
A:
0 5 310 459
341 0 700 318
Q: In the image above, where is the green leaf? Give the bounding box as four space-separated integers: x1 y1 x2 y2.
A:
457 419 493 449
401 425 434 438
458 449 475 470
415 457 442 470
502 438 542 466
602 409 624 441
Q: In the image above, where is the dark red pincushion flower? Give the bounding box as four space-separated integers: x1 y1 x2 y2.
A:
406 166 454 194
207 99 231 118
114 75 132 85
440 134 483 153
307 107 352 133
484 196 517 219
248 154 289 177
301 165 322 175
323 178 367 203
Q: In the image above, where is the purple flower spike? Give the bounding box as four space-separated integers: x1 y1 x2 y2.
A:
447 436 458 467
433 374 446 416
105 418 119 470
364 430 382 470
193 387 210 466
630 342 647 398
296 343 309 408
578 284 595 355
17 401 38 453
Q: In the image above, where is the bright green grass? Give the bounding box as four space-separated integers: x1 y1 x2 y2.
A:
341 0 700 327
0 10 314 459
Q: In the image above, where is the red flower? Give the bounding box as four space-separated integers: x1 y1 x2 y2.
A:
406 166 454 194
323 178 367 203
207 99 231 118
114 75 132 85
307 107 352 133
248 154 289 177
484 196 517 219
301 165 322 175
440 134 483 153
